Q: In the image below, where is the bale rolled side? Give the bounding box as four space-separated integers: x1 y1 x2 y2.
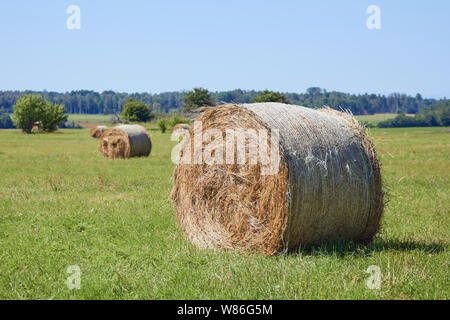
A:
90 126 107 138
171 103 383 255
100 124 151 158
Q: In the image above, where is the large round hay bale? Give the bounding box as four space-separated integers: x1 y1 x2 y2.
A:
171 103 383 255
99 124 151 158
90 126 107 138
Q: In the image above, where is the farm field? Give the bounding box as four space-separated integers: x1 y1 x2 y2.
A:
66 114 112 123
0 122 448 299
355 113 402 126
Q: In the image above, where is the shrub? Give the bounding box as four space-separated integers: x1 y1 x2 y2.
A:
12 94 66 133
122 99 153 122
168 113 186 128
157 118 168 133
40 101 67 132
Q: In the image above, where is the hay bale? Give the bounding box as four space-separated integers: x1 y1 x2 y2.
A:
171 103 383 255
173 123 190 132
90 126 107 138
99 124 151 158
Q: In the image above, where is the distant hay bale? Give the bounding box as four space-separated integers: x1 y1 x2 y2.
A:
99 124 151 159
173 123 190 132
90 126 107 138
171 103 383 255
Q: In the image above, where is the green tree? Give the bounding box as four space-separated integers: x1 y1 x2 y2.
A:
306 87 322 96
40 101 67 132
183 88 215 112
157 118 168 133
122 99 153 122
441 106 450 126
12 94 46 133
250 90 289 104
12 94 66 133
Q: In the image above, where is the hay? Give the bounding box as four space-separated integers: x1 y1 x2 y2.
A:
99 124 151 159
90 126 107 138
171 103 383 255
173 124 190 132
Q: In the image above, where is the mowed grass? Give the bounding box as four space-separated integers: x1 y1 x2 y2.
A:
0 123 448 299
67 114 112 123
355 113 399 126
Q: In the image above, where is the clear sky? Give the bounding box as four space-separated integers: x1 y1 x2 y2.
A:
0 0 449 98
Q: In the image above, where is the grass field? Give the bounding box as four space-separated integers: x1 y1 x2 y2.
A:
66 114 112 123
355 113 399 126
0 121 448 299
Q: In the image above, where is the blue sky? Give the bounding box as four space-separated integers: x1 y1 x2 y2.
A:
0 1 449 98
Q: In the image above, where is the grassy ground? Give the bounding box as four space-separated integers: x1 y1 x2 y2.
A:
66 114 112 123
354 113 398 126
0 122 448 299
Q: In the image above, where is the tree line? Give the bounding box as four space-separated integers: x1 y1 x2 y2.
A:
0 88 440 116
376 100 450 128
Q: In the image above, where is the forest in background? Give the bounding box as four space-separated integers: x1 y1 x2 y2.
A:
0 88 441 116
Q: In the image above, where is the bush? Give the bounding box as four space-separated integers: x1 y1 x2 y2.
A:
378 114 439 128
40 102 67 132
12 94 66 133
359 120 375 128
157 118 168 133
168 113 186 128
121 99 153 122
379 99 450 128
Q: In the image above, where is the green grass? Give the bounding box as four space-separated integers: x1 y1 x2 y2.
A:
66 114 112 123
0 125 448 299
354 113 400 126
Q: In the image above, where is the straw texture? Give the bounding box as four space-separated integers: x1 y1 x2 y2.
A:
99 124 151 158
172 103 383 255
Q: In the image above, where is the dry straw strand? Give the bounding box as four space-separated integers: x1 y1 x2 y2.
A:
99 124 151 158
171 103 383 255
